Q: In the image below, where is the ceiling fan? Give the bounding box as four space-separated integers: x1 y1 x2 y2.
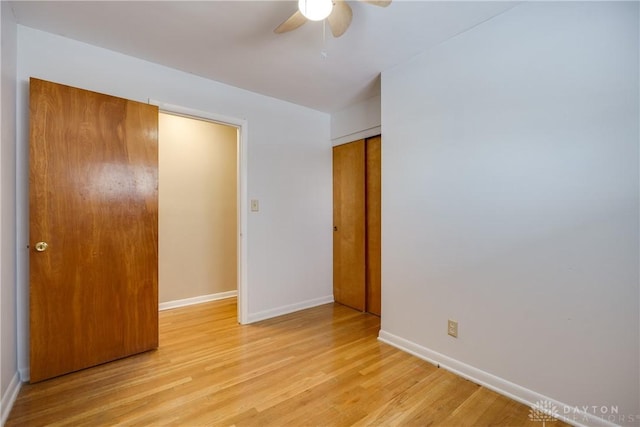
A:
274 0 392 38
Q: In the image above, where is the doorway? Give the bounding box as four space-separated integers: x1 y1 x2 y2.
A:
158 113 239 306
25 80 250 383
153 101 248 325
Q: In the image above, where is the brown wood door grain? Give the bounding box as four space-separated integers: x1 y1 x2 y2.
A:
333 140 366 311
366 136 381 316
29 78 159 383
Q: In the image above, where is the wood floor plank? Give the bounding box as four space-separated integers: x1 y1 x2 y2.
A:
6 299 568 426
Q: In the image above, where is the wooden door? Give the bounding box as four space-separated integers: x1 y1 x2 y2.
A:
29 78 159 383
366 136 381 316
333 140 366 311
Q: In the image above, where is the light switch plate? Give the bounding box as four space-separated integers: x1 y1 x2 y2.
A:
250 199 259 212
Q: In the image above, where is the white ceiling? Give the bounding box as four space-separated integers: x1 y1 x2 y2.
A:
9 0 517 113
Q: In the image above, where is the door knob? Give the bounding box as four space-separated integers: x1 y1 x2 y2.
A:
35 242 48 252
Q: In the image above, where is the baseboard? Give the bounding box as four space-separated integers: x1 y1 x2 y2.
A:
378 330 620 427
159 290 237 311
247 295 334 323
17 367 29 383
1 372 22 426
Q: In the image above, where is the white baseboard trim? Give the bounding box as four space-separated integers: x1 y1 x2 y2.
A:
247 295 334 324
1 372 22 426
378 330 620 427
17 367 29 383
159 290 237 311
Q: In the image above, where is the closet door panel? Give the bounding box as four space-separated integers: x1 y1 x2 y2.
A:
366 136 382 316
333 140 366 311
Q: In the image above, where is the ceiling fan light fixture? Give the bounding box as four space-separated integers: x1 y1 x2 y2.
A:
298 0 333 21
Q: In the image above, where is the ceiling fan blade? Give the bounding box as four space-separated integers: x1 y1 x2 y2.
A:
327 0 352 38
274 10 307 34
360 0 392 7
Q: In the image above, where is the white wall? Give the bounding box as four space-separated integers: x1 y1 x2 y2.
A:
0 1 20 424
330 95 381 146
16 26 333 378
381 2 639 425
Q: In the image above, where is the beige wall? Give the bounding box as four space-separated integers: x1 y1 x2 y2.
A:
159 113 238 303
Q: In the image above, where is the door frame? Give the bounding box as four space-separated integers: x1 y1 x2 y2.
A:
150 100 249 324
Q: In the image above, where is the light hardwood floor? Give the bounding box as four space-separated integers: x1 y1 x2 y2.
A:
7 299 565 426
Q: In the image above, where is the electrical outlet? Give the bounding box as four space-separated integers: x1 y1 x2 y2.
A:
448 320 458 338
